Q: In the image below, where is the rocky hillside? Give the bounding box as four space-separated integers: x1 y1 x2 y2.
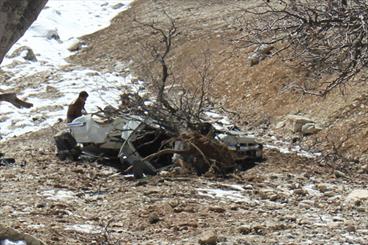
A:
71 0 368 164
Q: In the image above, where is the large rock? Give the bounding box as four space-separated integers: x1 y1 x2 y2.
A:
285 115 315 133
301 122 322 135
8 46 37 61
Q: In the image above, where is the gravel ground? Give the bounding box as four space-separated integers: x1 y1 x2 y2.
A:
0 126 367 244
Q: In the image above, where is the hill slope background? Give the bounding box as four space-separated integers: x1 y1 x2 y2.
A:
71 0 368 163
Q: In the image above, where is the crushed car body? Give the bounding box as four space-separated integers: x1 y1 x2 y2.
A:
54 113 263 178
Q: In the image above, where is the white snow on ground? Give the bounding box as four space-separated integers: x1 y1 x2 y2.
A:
41 189 77 201
0 240 26 245
197 187 250 202
2 0 133 67
0 0 135 140
64 224 103 234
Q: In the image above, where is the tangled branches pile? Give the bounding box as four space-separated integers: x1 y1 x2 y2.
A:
245 0 368 95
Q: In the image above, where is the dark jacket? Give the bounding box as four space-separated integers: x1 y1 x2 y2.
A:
67 98 86 123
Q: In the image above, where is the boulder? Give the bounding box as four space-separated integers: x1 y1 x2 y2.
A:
8 46 37 61
301 122 322 135
285 115 315 133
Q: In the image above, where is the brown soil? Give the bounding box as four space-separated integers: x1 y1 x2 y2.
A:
1 126 367 244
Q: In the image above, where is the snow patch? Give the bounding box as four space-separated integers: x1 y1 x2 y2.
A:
2 0 133 67
64 224 102 234
41 189 77 201
0 240 26 245
197 188 250 202
0 0 135 140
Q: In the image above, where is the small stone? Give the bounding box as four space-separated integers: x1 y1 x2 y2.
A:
301 123 322 135
198 231 217 245
293 189 307 196
298 200 313 209
358 164 368 174
46 29 60 41
335 170 348 178
324 191 336 197
68 40 85 52
275 120 286 129
209 206 226 213
135 180 148 186
239 225 252 234
46 85 58 93
148 213 160 224
112 3 125 9
346 224 356 232
316 184 329 192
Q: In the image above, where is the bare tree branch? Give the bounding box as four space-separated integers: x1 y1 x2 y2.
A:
0 93 33 108
242 0 368 96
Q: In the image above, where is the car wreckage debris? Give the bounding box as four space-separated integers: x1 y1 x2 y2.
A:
54 94 263 178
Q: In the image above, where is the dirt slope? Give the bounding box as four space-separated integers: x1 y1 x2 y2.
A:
1 126 367 244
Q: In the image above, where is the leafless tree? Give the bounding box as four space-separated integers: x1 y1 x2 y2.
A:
132 11 215 131
0 93 32 108
243 0 368 96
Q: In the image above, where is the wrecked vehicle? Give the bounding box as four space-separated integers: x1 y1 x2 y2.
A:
54 113 263 178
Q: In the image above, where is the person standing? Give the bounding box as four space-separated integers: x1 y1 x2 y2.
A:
66 91 89 123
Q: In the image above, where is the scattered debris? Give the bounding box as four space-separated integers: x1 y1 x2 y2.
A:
55 115 262 178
